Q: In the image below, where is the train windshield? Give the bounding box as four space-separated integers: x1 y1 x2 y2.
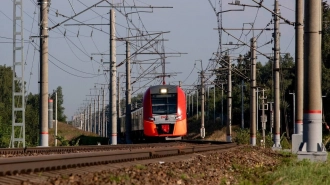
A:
151 93 177 114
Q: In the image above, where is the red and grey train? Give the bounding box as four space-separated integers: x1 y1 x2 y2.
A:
119 85 187 141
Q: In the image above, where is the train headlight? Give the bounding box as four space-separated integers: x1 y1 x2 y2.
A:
176 115 182 120
160 88 167 94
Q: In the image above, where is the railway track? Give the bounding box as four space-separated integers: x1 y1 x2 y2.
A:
0 141 236 177
0 142 191 157
0 140 229 157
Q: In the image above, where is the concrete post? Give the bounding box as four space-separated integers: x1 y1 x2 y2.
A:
227 56 232 142
214 86 215 123
102 88 105 137
55 92 57 146
241 80 244 129
98 95 100 135
109 9 117 145
273 0 281 149
297 0 327 161
39 0 49 147
256 88 259 131
93 98 96 133
84 109 87 131
250 37 257 146
260 89 267 148
292 0 304 154
201 71 205 139
125 41 132 144
48 99 53 129
295 0 304 134
197 90 199 119
89 102 92 133
191 94 194 117
221 83 224 126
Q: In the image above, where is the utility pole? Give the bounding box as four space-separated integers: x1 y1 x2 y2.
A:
89 102 92 133
102 87 105 137
239 55 245 129
197 89 199 119
227 55 232 142
207 86 209 122
187 93 190 117
260 89 268 148
84 109 87 131
125 41 132 144
295 0 304 135
48 99 53 129
273 0 281 149
55 91 57 146
39 0 49 147
213 86 215 123
250 37 257 146
86 102 89 132
93 98 96 133
117 74 121 140
98 94 100 135
200 70 205 139
292 0 304 153
241 80 245 129
117 75 121 118
297 0 327 161
221 83 224 126
109 9 117 145
268 102 274 136
289 92 296 133
256 88 260 131
191 94 194 117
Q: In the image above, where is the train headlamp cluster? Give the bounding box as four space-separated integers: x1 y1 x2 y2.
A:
160 88 167 94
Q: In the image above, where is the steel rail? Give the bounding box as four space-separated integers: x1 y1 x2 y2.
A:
0 143 192 156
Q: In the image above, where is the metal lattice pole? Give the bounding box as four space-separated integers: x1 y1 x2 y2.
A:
11 0 25 148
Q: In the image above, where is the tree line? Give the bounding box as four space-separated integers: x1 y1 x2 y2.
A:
0 64 66 147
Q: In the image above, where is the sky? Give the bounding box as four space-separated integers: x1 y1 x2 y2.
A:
0 0 296 120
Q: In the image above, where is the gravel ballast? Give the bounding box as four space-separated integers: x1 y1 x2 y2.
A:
21 145 282 185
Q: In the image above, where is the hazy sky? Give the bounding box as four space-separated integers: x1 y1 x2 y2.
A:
0 0 296 120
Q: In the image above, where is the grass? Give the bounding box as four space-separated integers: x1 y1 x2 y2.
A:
108 174 130 182
236 152 330 185
180 173 188 180
48 122 98 146
135 164 146 170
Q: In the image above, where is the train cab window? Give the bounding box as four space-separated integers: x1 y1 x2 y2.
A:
151 93 177 114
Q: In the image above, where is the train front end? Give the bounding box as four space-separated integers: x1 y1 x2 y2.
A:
143 85 187 139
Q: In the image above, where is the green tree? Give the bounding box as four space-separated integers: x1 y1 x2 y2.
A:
25 93 39 146
0 65 13 147
50 86 67 122
0 65 13 124
322 1 330 127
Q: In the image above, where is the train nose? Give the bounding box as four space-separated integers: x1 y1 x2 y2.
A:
161 124 170 133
